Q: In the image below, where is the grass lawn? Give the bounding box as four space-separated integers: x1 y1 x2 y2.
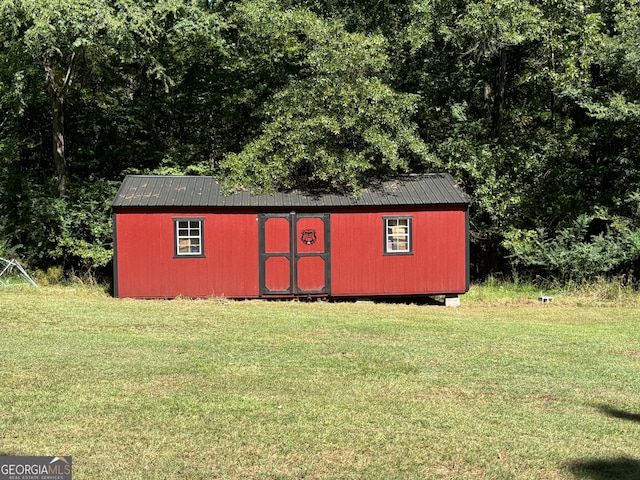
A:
1 286 639 479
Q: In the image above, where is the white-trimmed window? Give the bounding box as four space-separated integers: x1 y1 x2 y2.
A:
174 218 204 257
384 217 412 254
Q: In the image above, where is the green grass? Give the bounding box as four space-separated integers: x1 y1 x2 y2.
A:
1 286 640 479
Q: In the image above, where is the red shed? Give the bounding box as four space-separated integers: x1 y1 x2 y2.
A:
112 174 470 305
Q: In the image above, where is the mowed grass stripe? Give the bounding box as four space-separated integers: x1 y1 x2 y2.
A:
1 287 639 479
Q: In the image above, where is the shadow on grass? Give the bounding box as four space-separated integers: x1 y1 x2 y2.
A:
567 457 640 480
597 404 640 423
568 405 640 479
326 296 445 306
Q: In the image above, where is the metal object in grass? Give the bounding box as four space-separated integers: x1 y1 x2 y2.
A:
0 257 38 288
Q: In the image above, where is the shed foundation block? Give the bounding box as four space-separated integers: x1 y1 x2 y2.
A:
444 295 460 307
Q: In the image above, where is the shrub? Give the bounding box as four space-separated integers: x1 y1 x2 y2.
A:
503 213 640 284
0 174 117 273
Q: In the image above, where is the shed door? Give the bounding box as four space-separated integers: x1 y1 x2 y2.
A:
259 213 330 296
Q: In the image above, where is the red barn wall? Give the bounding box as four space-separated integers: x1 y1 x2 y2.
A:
330 208 468 296
114 206 468 299
115 212 259 298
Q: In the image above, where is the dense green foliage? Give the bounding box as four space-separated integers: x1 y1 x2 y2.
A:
1 0 640 281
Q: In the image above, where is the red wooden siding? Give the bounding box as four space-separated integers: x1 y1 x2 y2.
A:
330 208 467 296
115 212 259 298
114 207 467 299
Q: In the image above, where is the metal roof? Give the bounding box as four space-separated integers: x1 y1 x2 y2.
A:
112 174 469 209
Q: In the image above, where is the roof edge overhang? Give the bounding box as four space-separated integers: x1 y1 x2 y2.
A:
112 203 469 214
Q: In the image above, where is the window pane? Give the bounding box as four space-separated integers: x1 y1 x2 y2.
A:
178 239 191 253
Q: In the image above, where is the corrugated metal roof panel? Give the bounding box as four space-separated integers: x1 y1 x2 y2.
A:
112 174 470 209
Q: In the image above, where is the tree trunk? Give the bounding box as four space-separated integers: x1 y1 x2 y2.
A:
491 48 507 139
44 51 76 197
51 93 67 196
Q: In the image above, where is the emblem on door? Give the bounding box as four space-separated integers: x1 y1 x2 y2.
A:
301 229 316 245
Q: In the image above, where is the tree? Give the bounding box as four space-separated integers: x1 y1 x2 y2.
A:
580 1 640 215
0 0 217 270
400 0 615 276
219 0 433 193
2 0 640 282
0 0 169 195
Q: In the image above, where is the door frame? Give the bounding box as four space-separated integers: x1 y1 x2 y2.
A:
258 212 331 297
